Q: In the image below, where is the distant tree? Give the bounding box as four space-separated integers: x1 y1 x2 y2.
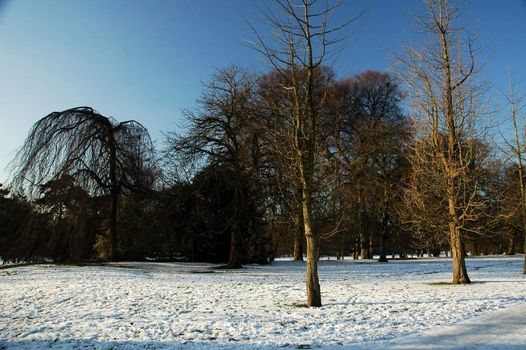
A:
329 71 410 262
257 67 335 262
36 175 94 262
165 66 259 268
482 164 520 256
0 183 51 263
9 107 155 260
117 190 164 260
0 184 25 261
191 163 271 264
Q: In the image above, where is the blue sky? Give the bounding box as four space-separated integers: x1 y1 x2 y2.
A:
0 0 525 184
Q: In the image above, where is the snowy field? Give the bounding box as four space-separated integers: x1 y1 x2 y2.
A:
1 256 525 349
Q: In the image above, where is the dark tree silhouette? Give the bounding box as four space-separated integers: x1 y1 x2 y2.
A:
330 71 410 262
9 107 155 260
165 66 258 268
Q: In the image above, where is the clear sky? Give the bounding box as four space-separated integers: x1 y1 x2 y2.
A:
0 0 525 184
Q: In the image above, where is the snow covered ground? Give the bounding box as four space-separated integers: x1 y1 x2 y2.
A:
0 256 525 349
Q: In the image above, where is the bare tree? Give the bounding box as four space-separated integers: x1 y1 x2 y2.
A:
257 67 335 262
249 0 357 307
330 71 410 261
257 69 304 261
399 0 488 284
501 76 526 273
164 66 258 269
9 107 155 260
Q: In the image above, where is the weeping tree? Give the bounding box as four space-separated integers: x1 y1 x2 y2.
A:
9 106 155 260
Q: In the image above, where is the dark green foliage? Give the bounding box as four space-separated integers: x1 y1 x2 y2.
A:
0 184 44 263
0 180 102 264
102 163 273 264
36 175 98 262
187 163 272 264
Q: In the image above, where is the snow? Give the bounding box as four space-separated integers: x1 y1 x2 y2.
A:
0 256 525 349
387 302 526 349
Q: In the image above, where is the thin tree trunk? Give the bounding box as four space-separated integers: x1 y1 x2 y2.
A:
358 186 369 259
228 173 242 269
109 188 118 261
303 194 321 307
507 233 516 255
449 195 470 284
337 231 345 260
378 211 389 262
108 133 119 261
368 234 374 259
440 16 470 284
472 242 479 256
293 210 304 261
228 221 241 269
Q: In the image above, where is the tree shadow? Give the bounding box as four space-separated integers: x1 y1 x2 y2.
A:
0 339 312 350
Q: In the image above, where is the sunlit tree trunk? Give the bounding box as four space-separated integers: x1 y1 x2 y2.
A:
441 14 470 283
507 80 526 271
302 191 321 306
251 0 355 306
400 0 484 284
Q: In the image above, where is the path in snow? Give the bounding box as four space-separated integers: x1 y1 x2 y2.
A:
0 256 525 349
390 301 526 349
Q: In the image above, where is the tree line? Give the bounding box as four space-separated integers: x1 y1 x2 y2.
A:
1 0 525 307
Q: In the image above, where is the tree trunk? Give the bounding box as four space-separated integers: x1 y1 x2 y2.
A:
358 185 369 260
228 221 241 269
447 174 470 283
359 212 369 259
293 210 304 261
303 195 321 307
378 212 389 262
108 133 119 261
378 185 389 262
368 235 374 259
336 231 345 260
228 174 242 269
507 233 516 255
109 188 118 260
449 220 470 284
353 239 359 260
472 242 479 256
